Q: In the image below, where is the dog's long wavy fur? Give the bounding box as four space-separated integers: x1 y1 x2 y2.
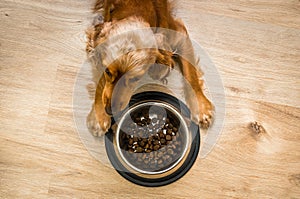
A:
86 0 214 137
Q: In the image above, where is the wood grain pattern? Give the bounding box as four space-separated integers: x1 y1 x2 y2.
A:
0 0 299 198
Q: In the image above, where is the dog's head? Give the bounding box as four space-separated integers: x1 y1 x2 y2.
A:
93 18 162 115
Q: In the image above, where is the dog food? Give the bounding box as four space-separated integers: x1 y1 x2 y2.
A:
119 105 186 172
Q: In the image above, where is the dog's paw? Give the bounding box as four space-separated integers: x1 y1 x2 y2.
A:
199 106 214 129
86 107 111 137
198 99 214 129
187 95 214 129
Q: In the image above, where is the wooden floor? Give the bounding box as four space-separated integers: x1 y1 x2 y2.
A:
1 0 299 198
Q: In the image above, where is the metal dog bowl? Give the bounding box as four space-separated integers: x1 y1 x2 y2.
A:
105 91 200 187
116 101 190 175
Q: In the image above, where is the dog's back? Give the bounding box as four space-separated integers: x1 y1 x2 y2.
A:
94 0 176 29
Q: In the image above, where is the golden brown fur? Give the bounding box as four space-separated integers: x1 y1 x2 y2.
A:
86 0 214 136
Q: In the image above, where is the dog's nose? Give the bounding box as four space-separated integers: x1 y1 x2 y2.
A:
105 105 113 116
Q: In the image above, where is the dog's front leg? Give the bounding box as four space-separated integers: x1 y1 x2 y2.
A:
178 57 214 128
87 75 111 137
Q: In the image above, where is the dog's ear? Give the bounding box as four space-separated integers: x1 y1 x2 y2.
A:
86 22 114 71
156 49 175 69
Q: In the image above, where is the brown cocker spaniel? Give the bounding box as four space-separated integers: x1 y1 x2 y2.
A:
86 0 214 136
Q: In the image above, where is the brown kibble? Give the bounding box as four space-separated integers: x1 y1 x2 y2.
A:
136 147 143 153
158 159 163 165
159 132 165 138
150 145 153 150
157 152 163 158
167 129 172 135
166 135 172 141
167 149 174 155
139 141 145 147
160 138 166 145
173 127 178 132
153 145 160 151
129 139 133 145
153 140 159 145
133 137 138 142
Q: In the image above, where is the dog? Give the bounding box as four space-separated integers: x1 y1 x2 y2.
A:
86 0 214 137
